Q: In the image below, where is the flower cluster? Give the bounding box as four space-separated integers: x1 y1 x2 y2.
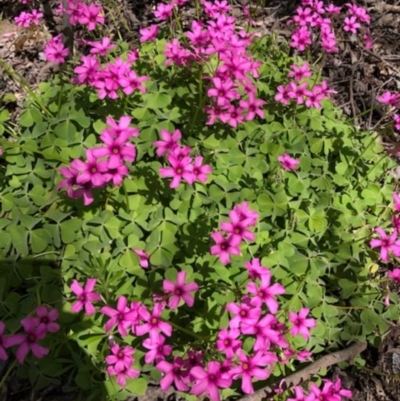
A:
288 0 339 53
44 34 69 64
106 344 140 386
155 129 212 188
65 0 105 31
73 52 148 100
288 0 372 54
58 116 139 205
275 63 336 109
0 306 59 364
145 1 267 128
69 272 197 386
211 202 258 265
343 3 371 35
63 198 356 400
288 379 352 401
14 9 43 27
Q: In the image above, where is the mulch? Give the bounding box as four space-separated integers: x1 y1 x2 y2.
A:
1 0 400 400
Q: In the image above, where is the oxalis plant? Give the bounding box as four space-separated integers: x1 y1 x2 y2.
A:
0 1 399 400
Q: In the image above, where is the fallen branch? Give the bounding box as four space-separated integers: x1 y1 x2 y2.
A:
236 342 367 401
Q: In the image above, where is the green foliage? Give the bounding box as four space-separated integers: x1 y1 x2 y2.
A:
0 33 397 400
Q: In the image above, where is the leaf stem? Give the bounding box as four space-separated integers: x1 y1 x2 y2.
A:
122 181 130 213
0 359 17 389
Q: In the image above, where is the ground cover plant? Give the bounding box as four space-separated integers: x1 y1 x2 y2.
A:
1 0 400 400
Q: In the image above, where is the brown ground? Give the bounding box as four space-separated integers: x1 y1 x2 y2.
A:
1 0 400 400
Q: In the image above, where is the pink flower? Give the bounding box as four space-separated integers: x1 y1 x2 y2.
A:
229 350 272 394
73 182 95 206
304 87 325 109
363 32 373 50
290 26 312 51
140 25 159 42
394 114 400 131
163 271 198 309
58 166 80 198
71 150 109 187
216 328 242 358
327 377 353 399
287 386 316 401
388 268 400 284
191 361 231 401
296 350 312 362
88 37 115 56
287 63 312 81
103 116 139 138
44 35 69 64
288 82 309 104
325 4 341 14
33 306 60 334
106 344 135 373
14 10 43 27
207 77 239 107
275 84 291 105
107 165 129 186
370 228 400 262
70 278 101 315
164 38 193 67
187 156 212 184
239 92 266 121
210 232 241 265
136 303 172 337
142 331 172 364
231 202 259 226
343 16 361 34
92 130 136 169
244 259 270 280
220 105 244 128
220 212 255 243
241 314 281 351
119 70 148 95
278 153 300 170
79 3 104 31
293 7 313 26
153 2 174 20
226 298 261 329
156 356 189 391
159 153 193 188
7 317 49 364
309 380 348 401
376 91 400 107
107 364 140 387
101 296 138 336
289 308 316 340
132 249 150 268
246 271 285 313
73 55 99 85
153 129 182 157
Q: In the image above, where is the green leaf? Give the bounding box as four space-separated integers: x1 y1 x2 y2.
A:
20 107 43 127
144 93 172 109
31 229 52 253
125 377 147 396
309 209 328 232
8 225 29 256
60 219 82 244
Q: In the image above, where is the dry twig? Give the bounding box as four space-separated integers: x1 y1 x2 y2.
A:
235 342 367 401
